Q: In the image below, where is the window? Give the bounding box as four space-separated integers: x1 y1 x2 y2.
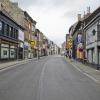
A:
0 21 2 31
10 27 13 38
9 26 11 37
0 21 4 35
3 50 7 55
10 49 15 58
4 24 7 36
15 30 18 39
11 27 13 38
0 21 2 34
2 22 5 35
13 28 15 39
1 47 9 59
6 24 9 36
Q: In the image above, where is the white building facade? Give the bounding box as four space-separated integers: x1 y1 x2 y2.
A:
84 10 100 68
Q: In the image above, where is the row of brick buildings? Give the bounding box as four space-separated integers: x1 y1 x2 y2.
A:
66 6 100 69
0 0 60 61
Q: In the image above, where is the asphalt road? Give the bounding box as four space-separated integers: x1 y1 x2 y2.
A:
0 55 100 100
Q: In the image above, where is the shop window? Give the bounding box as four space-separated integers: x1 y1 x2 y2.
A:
11 51 14 55
10 49 15 58
1 47 9 59
3 50 7 55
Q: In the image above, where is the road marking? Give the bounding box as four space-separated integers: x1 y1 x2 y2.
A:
38 61 48 100
67 60 100 84
71 63 83 73
83 72 99 83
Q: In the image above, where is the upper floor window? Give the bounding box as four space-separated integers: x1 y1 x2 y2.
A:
10 27 13 38
0 21 2 30
6 24 9 36
0 21 18 40
4 24 7 36
0 21 2 34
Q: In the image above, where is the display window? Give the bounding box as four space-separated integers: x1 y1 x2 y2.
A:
1 47 9 59
10 49 15 58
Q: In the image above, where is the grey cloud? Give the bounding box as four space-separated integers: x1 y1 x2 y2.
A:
11 0 81 8
63 10 76 18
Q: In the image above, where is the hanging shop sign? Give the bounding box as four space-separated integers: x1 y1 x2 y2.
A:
18 29 24 41
68 38 73 49
30 40 36 48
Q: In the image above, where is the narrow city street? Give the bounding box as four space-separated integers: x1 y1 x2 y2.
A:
0 55 100 100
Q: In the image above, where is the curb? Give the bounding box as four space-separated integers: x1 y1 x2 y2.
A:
65 57 100 84
0 59 33 71
0 56 47 71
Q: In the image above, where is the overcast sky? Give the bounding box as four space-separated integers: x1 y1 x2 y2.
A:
11 0 100 47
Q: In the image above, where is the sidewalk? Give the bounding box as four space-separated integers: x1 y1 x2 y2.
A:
66 57 100 84
0 58 37 70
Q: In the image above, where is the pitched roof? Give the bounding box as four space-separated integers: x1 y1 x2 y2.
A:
84 6 100 25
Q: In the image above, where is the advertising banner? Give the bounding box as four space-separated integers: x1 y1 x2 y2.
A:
77 34 82 43
18 29 24 41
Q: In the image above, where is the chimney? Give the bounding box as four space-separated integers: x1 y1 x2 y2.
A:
87 6 91 15
78 14 81 21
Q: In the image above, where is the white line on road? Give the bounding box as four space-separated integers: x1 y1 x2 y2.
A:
69 62 100 84
38 61 48 100
83 72 99 83
71 63 83 73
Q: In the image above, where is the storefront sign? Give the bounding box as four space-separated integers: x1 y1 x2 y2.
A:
10 46 15 48
1 44 9 47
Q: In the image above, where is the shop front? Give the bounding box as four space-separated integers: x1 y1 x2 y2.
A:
0 39 18 61
0 10 19 61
